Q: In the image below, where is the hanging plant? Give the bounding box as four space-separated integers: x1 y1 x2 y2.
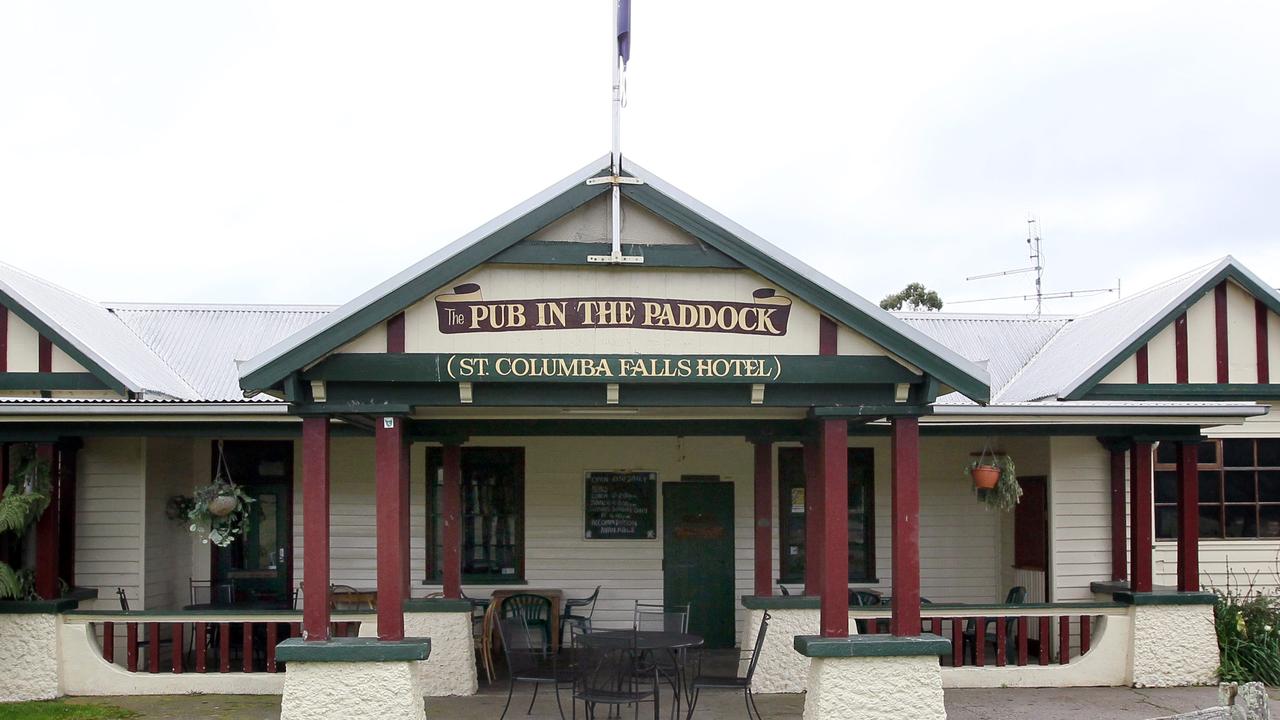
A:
966 454 1022 512
166 495 195 522
187 441 255 547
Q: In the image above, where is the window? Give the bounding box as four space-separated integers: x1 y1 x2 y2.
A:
1155 439 1280 539
777 447 876 583
424 447 525 583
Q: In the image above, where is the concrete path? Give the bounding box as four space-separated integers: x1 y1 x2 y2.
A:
60 685 1276 719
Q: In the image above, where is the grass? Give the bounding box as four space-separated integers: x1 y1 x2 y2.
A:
0 699 138 720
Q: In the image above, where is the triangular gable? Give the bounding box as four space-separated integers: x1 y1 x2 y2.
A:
0 263 196 399
238 156 990 402
1026 256 1280 401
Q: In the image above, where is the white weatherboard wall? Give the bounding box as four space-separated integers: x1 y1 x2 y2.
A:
74 437 145 610
143 438 195 609
1049 436 1114 602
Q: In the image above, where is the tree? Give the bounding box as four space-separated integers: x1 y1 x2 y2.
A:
0 445 52 600
880 282 944 312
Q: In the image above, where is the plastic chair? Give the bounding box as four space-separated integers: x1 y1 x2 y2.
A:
685 611 770 720
559 585 600 648
964 586 1027 664
496 615 570 720
501 593 553 653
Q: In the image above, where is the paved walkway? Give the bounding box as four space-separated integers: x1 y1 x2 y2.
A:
58 685 1275 719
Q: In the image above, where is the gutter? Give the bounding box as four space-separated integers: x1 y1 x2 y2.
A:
0 402 292 417
932 403 1266 418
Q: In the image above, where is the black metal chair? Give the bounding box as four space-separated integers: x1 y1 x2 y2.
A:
570 624 659 720
497 615 570 720
964 586 1027 664
559 585 601 648
684 611 770 720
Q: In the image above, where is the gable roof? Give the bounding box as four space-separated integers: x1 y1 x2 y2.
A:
997 256 1279 402
238 156 992 402
0 262 196 399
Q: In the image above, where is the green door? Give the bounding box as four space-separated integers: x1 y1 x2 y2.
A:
215 483 291 603
662 482 735 648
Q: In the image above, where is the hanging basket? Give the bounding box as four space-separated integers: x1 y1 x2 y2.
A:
208 495 239 517
970 465 1000 490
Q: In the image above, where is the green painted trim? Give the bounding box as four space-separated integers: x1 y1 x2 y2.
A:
0 594 89 614
623 183 990 403
0 372 111 391
305 353 921 386
794 633 951 658
274 637 431 663
65 608 368 618
0 421 369 442
490 240 742 269
1089 582 1216 606
240 178 610 394
1066 264 1280 400
917 601 1127 613
740 595 821 610
1084 384 1280 401
810 405 932 418
403 598 472 613
411 419 811 440
0 290 132 395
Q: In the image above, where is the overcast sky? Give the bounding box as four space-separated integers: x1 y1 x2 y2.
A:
2 1 1278 315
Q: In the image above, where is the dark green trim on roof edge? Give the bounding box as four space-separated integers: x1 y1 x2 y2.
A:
239 176 610 394
0 421 369 442
0 290 130 395
621 183 990 403
1083 384 1280 401
1066 264 1280 401
274 637 431 663
794 633 951 658
490 240 742 268
0 373 111 391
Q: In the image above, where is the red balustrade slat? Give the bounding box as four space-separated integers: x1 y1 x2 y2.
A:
995 617 1007 666
951 618 963 667
1058 616 1070 665
1038 617 1050 666
171 623 183 674
267 623 279 673
974 616 986 667
290 622 301 639
1017 617 1029 666
194 622 207 673
243 622 254 673
102 622 115 664
1080 616 1092 655
126 622 138 672
148 622 161 673
930 618 941 636
219 622 231 673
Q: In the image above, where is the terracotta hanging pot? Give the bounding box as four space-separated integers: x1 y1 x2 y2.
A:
208 494 239 517
971 465 1000 490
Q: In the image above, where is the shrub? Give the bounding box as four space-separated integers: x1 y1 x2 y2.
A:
1211 564 1280 685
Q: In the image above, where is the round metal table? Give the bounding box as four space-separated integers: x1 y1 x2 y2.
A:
577 629 703 651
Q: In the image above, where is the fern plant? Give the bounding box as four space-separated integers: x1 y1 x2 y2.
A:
0 445 53 600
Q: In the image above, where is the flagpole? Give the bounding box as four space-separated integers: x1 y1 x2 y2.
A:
610 0 623 260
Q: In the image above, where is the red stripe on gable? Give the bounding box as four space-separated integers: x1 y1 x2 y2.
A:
1259 299 1271 384
1136 345 1149 384
386 312 406 354
1215 282 1229 383
0 309 7 372
819 316 837 356
38 335 52 373
1174 313 1189 384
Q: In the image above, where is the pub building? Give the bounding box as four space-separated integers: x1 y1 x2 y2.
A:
0 154 1277 717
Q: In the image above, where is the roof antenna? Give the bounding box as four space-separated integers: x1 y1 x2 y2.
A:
956 215 1119 315
587 0 645 265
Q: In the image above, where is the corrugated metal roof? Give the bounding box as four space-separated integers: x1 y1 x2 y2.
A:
894 312 1068 403
109 303 333 401
996 259 1226 402
0 262 197 399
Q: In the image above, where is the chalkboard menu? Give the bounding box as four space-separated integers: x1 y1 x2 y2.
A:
584 471 657 540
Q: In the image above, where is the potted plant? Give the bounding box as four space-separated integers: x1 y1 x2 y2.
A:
187 479 255 547
966 454 1022 512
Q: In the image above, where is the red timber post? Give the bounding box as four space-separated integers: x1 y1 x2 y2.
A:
34 443 61 599
802 440 822 596
818 420 848 637
752 439 773 596
890 416 922 637
441 444 463 599
1129 442 1154 593
1175 441 1200 592
301 416 332 640
376 416 409 640
1108 442 1128 581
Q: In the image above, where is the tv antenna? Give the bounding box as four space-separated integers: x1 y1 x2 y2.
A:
953 216 1120 316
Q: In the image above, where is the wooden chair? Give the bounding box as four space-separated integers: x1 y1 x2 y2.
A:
685 611 770 720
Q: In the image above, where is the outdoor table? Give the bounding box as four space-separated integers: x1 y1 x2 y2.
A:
579 629 705 717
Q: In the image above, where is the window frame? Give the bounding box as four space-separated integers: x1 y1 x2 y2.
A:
776 446 877 585
1154 439 1280 540
424 447 526 584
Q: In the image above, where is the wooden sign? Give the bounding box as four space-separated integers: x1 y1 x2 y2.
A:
584 471 657 540
435 283 792 336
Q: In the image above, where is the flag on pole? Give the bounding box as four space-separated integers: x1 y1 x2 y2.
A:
617 0 631 67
